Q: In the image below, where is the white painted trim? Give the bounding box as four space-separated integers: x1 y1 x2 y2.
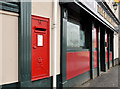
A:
2 81 18 85
50 18 52 76
53 0 58 88
0 10 19 17
32 14 51 19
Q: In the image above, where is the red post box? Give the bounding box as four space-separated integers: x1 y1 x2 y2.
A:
31 15 50 81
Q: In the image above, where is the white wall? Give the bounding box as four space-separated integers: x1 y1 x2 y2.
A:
105 0 119 19
114 32 119 59
0 11 18 85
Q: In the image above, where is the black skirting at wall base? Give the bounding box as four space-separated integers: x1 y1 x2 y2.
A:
59 71 91 87
57 74 62 88
1 74 63 89
110 61 113 68
19 77 53 88
106 62 108 70
2 76 54 89
106 62 110 70
2 82 18 89
30 76 52 88
114 58 119 65
94 67 98 78
106 61 113 69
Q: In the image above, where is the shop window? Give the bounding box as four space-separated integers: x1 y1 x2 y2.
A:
67 21 81 48
67 19 89 50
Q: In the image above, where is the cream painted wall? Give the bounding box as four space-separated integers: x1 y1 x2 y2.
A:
106 0 119 19
114 32 119 59
32 2 61 75
1 13 18 85
0 14 2 85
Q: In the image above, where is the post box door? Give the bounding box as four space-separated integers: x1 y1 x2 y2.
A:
31 15 50 81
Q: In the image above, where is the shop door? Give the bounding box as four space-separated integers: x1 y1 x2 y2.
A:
105 33 109 70
98 29 101 74
92 28 98 77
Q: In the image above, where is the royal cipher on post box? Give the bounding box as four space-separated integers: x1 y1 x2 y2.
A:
31 15 50 81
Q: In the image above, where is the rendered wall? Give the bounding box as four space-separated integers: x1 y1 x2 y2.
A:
32 2 61 75
0 11 18 85
114 32 119 59
105 0 119 19
0 13 2 85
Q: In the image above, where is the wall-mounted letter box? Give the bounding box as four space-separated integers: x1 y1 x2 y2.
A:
31 15 50 81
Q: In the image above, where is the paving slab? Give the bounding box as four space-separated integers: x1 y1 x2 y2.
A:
79 66 119 88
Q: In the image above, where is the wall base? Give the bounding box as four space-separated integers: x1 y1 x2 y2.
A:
59 71 91 87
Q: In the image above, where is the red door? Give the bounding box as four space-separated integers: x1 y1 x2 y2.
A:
31 15 50 81
93 28 97 68
105 34 108 63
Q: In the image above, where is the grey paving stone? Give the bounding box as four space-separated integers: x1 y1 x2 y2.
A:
80 66 119 88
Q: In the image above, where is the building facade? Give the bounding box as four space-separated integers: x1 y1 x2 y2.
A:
0 0 119 88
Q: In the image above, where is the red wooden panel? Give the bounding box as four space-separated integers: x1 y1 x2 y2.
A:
94 51 97 68
105 34 108 63
93 28 97 68
67 51 90 80
31 15 50 81
106 51 108 62
93 28 97 48
110 52 112 61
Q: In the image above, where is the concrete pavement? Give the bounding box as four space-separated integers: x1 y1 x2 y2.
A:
80 66 119 87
